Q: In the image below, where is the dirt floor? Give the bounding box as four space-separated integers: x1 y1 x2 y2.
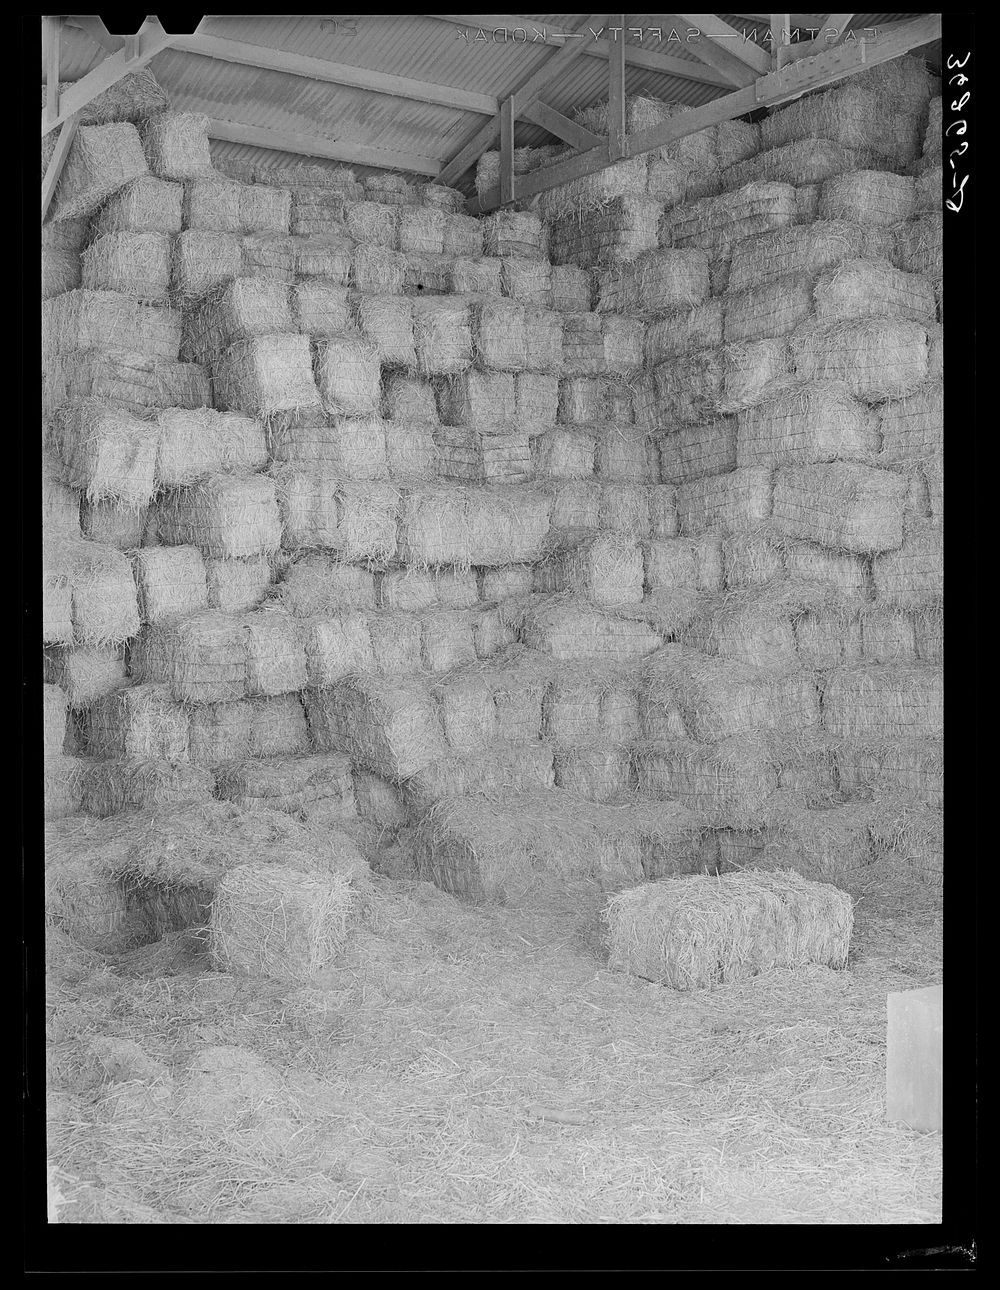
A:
44 866 943 1225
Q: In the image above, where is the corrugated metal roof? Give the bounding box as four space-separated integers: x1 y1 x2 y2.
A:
44 14 941 187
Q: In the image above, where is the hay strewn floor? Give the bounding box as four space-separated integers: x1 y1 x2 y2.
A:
45 874 942 1225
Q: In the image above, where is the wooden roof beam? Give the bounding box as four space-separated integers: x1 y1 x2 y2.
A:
520 101 604 152
205 119 442 176
63 16 127 53
167 33 499 115
422 15 733 88
666 14 773 82
42 114 79 220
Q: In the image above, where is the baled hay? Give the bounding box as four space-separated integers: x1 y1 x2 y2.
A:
439 369 515 430
637 736 778 828
645 536 724 595
43 290 181 361
601 317 645 375
184 277 296 366
532 427 596 481
793 606 862 670
240 183 291 234
501 257 552 307
737 381 880 468
49 399 159 508
81 757 216 818
50 537 141 645
894 212 943 279
398 485 550 568
550 265 592 313
772 462 906 555
836 738 943 808
443 215 484 258
912 605 943 665
41 247 81 299
878 380 943 467
796 183 820 223
719 337 793 412
294 413 389 478
558 376 609 425
723 271 813 345
552 746 633 803
479 564 534 604
475 649 552 744
644 300 724 366
87 683 190 760
418 183 464 214
213 334 321 419
207 861 356 980
273 553 376 616
658 418 736 485
675 466 773 537
645 650 820 742
545 480 601 533
205 555 273 614
44 754 87 821
420 610 478 673
682 583 835 672
133 610 248 703
759 56 931 162
717 117 760 168
350 243 407 296
354 294 416 369
315 336 382 416
535 533 644 609
914 166 941 218
50 123 149 223
242 609 308 697
434 671 497 753
543 665 640 747
784 539 870 600
728 220 864 294
248 694 310 759
412 298 473 376
722 530 784 590
402 252 453 296
292 280 353 336
404 741 556 812
520 598 663 663
819 170 915 227
858 607 918 664
604 868 852 990
652 348 724 426
330 674 447 780
300 613 375 687
384 419 438 481
665 183 797 252
275 470 398 561
44 352 208 419
81 232 171 302
346 202 399 249
43 683 68 757
242 233 297 284
364 172 412 204
483 210 544 259
922 97 942 163
822 663 943 740
141 113 213 179
545 198 661 269
722 139 878 190
295 235 354 284
472 299 527 372
813 259 936 326
43 551 74 645
171 230 243 299
183 698 280 765
182 176 242 231
872 525 943 608
352 769 409 828
715 798 875 885
450 257 502 297
790 319 929 401
598 249 709 317
157 474 282 559
366 612 422 676
595 424 654 483
133 544 208 624
434 426 532 485
522 310 564 376
600 484 652 541
44 644 127 710
379 567 478 613
156 407 266 488
866 797 943 889
398 207 445 255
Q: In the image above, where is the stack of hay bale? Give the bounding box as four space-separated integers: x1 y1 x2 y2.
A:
41 58 943 929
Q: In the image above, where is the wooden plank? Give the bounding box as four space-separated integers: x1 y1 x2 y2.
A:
435 12 606 186
167 33 499 115
204 118 442 176
521 100 603 152
499 98 515 205
44 17 61 125
41 17 176 135
670 13 773 76
41 114 79 221
770 14 791 69
65 16 127 53
789 13 858 60
422 14 733 87
608 16 626 162
470 13 943 212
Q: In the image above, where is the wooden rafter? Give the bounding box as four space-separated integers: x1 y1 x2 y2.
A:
790 13 858 60
41 115 79 220
469 12 942 213
44 16 61 125
168 34 499 115
41 16 176 135
669 13 773 78
608 15 626 163
64 16 127 53
422 14 733 88
520 100 603 152
770 13 792 69
435 12 606 187
204 118 441 176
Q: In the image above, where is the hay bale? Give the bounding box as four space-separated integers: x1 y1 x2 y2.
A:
553 747 633 803
43 683 68 758
418 183 464 214
665 183 797 254
80 231 171 303
443 214 484 258
78 498 146 549
872 525 943 607
45 537 140 645
601 485 651 541
157 474 282 559
894 212 943 280
534 534 644 609
675 467 773 536
292 280 353 337
435 426 531 485
242 609 308 696
275 473 398 562
182 177 242 232
295 235 354 284
658 419 736 485
652 348 723 426
737 381 880 468
402 252 453 296
772 462 906 554
636 736 778 828
532 428 596 481
790 319 928 402
171 229 242 299
644 300 724 366
598 249 710 316
241 183 291 235
50 123 149 222
242 233 298 284
403 741 555 812
822 664 943 740
81 758 216 818
43 289 181 362
836 739 943 807
438 369 515 430
87 683 190 760
300 613 375 687
724 272 813 346
133 545 208 624
353 294 415 369
813 259 935 326
184 278 296 366
397 485 549 568
483 211 543 260
216 752 355 821
141 112 213 179
471 299 527 372
605 868 852 990
543 666 639 747
645 537 723 595
43 645 127 711
346 202 399 249
273 554 376 616
204 555 273 614
728 220 865 294
595 424 654 483
132 610 248 703
350 244 407 297
398 207 445 255
722 139 877 190
186 696 308 765
501 257 551 308
44 352 208 419
330 675 447 780
156 407 267 488
411 298 473 376
819 170 915 227
379 567 477 613
315 337 382 416
719 338 792 412
516 372 560 434
550 265 592 313
449 257 501 298
384 420 437 481
520 599 662 663
213 334 321 419
49 400 159 509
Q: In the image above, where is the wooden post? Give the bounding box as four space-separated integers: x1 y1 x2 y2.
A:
44 16 62 125
41 114 79 221
770 13 791 68
499 96 515 206
608 14 626 161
